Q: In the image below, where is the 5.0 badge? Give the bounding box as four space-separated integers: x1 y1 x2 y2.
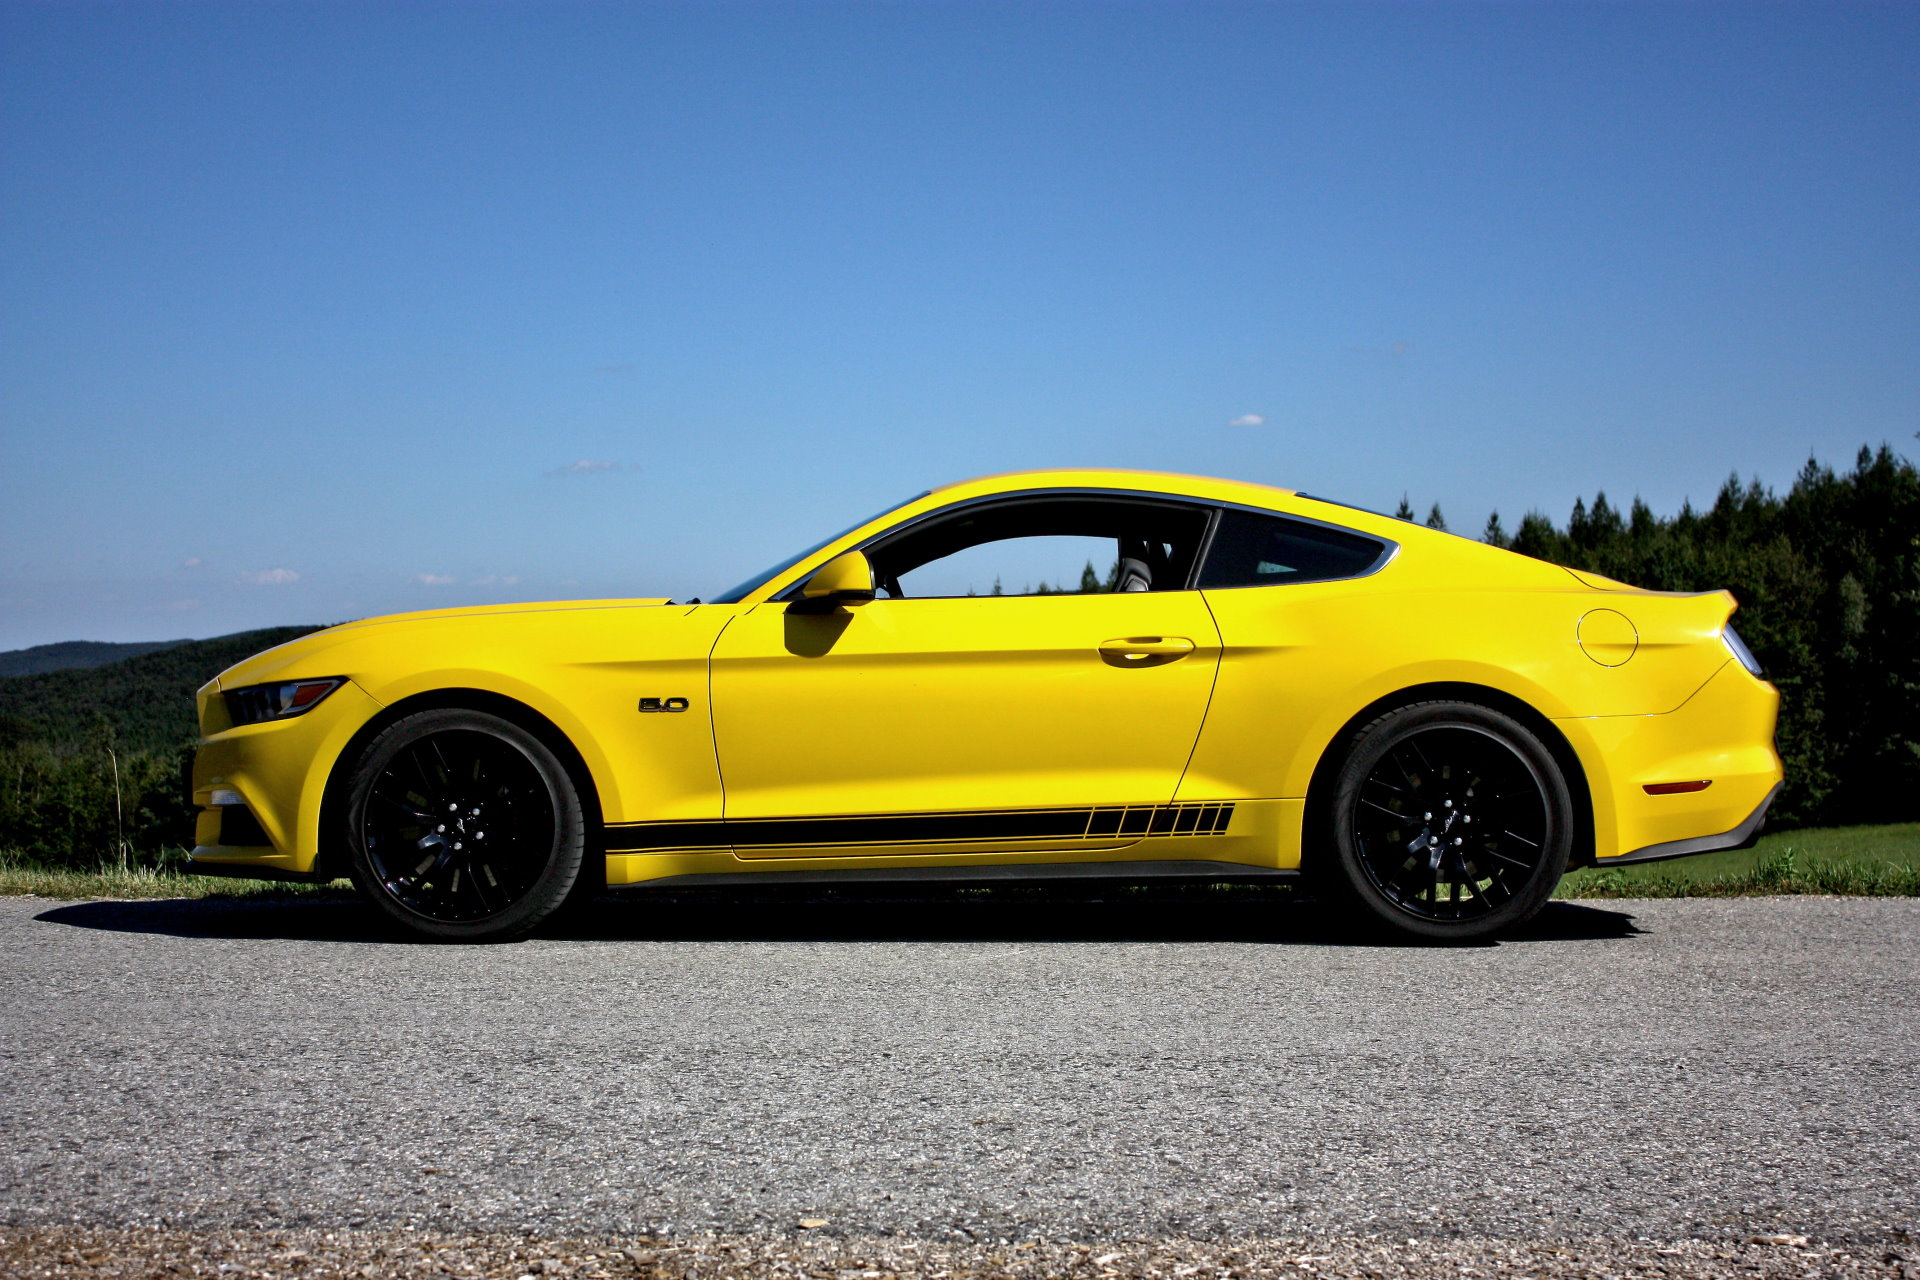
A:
637 697 691 713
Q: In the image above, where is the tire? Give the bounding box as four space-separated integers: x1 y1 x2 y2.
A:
344 708 586 942
1317 700 1573 941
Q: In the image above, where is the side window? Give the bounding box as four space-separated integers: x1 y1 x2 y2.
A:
897 535 1121 598
864 497 1211 599
1198 509 1387 588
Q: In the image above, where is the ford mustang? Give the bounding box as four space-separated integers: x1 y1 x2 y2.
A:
187 469 1782 941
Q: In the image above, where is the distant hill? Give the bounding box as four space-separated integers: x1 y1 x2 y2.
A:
0 626 325 753
0 638 193 678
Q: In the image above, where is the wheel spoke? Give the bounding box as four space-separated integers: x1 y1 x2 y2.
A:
359 728 556 924
1348 722 1552 924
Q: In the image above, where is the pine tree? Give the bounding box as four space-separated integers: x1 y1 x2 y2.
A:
1425 504 1447 531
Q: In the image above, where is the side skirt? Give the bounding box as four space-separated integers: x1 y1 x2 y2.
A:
607 859 1300 890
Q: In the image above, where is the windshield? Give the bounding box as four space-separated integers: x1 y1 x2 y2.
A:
708 492 931 604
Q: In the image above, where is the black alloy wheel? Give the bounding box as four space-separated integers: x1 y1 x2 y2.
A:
1321 700 1573 941
344 708 585 942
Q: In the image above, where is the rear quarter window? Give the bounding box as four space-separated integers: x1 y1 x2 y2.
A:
1199 509 1389 588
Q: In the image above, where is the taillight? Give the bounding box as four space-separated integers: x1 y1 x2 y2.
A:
224 677 345 726
1722 625 1765 678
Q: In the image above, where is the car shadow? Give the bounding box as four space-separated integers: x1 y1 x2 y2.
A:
32 886 1644 947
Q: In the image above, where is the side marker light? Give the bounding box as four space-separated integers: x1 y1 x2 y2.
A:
1643 780 1713 795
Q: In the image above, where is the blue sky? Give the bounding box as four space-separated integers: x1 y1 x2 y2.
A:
2 0 1915 648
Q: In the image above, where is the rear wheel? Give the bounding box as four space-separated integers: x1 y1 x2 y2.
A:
1319 701 1572 941
344 708 585 942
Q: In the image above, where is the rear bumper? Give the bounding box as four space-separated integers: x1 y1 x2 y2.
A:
1562 659 1784 864
1601 781 1779 867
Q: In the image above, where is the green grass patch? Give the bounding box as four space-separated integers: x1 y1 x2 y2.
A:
0 851 349 901
1558 822 1920 898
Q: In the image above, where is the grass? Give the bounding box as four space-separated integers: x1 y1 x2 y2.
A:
1556 822 1920 898
0 851 348 901
4 823 1917 902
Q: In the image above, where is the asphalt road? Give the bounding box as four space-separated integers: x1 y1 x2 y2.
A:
1 891 1915 1246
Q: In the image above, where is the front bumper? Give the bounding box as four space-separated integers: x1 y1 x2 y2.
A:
187 678 382 877
184 857 330 883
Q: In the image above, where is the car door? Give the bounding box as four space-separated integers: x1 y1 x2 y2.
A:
706 495 1224 858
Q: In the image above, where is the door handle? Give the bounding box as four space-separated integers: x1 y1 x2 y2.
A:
1098 636 1196 666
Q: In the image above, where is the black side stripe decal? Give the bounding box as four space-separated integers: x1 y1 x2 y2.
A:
602 802 1237 853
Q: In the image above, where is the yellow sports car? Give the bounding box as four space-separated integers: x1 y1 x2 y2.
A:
188 469 1782 941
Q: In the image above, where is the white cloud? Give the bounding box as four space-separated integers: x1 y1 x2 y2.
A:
1228 414 1266 428
240 568 300 585
180 557 205 569
412 573 455 586
470 574 520 586
546 459 623 478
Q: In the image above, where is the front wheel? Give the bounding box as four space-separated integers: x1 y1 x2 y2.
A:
344 708 586 942
1318 701 1573 941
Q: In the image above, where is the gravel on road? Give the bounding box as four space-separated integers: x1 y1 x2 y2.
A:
1 891 1915 1259
4 1224 1919 1280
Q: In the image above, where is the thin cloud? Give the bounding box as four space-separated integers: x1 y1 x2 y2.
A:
546 460 624 478
412 573 455 586
180 557 205 569
470 574 520 586
240 568 300 585
1228 414 1266 428
595 363 635 373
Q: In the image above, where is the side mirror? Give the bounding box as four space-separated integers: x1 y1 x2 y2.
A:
795 550 877 607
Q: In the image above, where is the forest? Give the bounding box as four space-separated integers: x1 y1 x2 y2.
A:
0 444 1913 870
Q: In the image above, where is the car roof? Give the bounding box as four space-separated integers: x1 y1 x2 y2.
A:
927 468 1299 511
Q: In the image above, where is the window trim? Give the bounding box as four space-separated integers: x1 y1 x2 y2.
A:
764 486 1400 602
1192 501 1400 591
771 487 1221 602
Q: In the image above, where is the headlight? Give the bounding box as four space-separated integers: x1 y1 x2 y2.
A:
1722 626 1764 679
224 677 346 726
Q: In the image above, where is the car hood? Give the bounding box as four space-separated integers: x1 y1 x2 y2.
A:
206 597 676 693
